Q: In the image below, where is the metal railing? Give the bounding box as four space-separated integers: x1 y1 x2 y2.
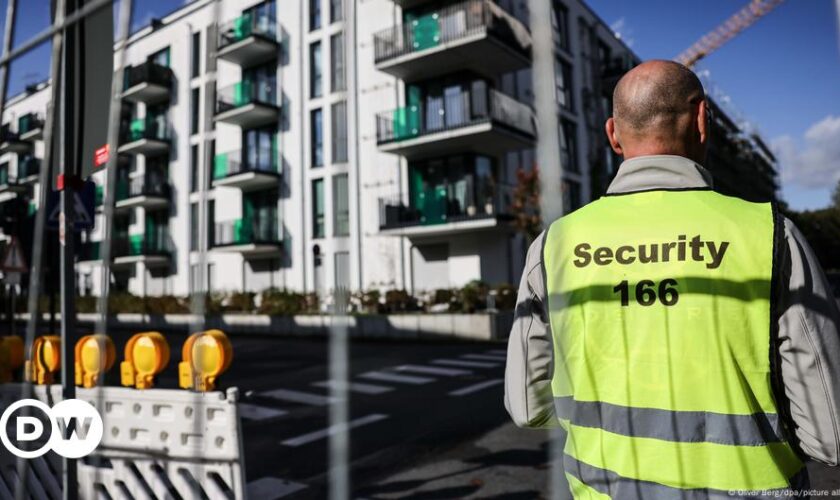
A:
17 156 40 179
112 232 170 258
77 241 101 261
218 13 278 49
120 115 169 143
216 80 277 114
122 60 173 91
116 176 171 201
379 182 514 229
373 0 524 63
0 125 19 143
376 83 534 143
213 149 279 180
213 215 280 246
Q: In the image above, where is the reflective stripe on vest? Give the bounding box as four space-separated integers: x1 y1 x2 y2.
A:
543 189 803 495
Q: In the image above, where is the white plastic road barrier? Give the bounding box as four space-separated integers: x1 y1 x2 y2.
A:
0 384 246 499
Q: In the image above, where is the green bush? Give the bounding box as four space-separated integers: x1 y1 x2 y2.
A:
226 292 255 313
357 290 382 314
384 289 416 313
258 289 307 315
456 280 489 313
493 283 517 311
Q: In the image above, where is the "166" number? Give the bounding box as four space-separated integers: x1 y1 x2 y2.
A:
612 279 679 307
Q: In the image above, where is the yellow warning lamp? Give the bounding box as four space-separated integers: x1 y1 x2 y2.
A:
25 335 61 385
0 336 24 383
179 329 233 391
74 334 116 388
120 332 170 389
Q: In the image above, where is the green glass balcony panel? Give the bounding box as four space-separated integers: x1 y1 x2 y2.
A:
95 185 104 206
129 119 146 141
129 234 143 256
411 14 440 51
233 81 253 107
233 13 253 41
0 169 7 185
214 153 229 179
233 218 252 243
392 106 421 140
115 180 129 201
28 202 36 216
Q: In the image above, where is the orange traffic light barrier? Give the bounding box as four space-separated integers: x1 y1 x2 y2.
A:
179 329 233 391
0 336 23 382
75 334 116 388
25 335 61 385
120 332 170 389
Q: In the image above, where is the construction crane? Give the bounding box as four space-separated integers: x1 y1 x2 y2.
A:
675 0 787 68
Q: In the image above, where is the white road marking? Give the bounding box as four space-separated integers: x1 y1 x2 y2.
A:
395 364 471 376
462 353 507 362
238 403 287 421
246 477 307 499
312 380 393 395
433 358 498 369
261 388 335 406
449 379 504 396
281 414 389 447
359 371 434 385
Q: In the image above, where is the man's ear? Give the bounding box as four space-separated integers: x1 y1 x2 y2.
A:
697 100 708 146
605 117 623 155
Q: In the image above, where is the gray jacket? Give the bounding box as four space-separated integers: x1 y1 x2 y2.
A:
504 154 840 465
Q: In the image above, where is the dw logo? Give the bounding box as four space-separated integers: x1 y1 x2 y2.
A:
0 399 103 459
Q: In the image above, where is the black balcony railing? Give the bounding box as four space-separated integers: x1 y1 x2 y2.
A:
17 157 40 179
18 113 44 135
116 176 171 201
213 149 279 180
213 216 280 246
123 60 173 91
0 126 19 143
113 232 170 258
78 241 101 261
373 0 526 63
376 83 534 144
120 116 169 144
379 183 514 229
218 13 278 49
216 80 277 114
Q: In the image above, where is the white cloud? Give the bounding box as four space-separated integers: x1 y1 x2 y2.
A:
772 115 840 189
610 17 635 48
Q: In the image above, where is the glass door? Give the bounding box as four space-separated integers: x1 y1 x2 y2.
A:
244 127 277 173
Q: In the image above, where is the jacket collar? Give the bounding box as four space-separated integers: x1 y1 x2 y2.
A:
606 155 714 195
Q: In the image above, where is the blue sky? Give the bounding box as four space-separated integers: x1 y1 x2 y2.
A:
1 0 838 210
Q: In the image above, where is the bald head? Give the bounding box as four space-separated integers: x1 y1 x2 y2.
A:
605 60 709 164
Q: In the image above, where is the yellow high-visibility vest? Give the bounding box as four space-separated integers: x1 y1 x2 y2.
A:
543 189 804 498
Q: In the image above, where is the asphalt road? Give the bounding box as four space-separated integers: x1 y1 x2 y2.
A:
3 325 839 498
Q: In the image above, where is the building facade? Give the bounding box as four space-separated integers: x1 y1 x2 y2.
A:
0 0 779 299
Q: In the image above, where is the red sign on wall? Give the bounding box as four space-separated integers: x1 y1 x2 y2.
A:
94 144 109 168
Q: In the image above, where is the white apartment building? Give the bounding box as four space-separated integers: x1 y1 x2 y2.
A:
0 0 639 297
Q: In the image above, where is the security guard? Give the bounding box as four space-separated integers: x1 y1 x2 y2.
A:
505 60 840 498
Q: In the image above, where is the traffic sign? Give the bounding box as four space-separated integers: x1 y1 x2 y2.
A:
1 237 28 273
46 180 96 231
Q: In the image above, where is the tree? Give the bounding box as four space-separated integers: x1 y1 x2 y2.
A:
832 179 840 211
510 166 542 242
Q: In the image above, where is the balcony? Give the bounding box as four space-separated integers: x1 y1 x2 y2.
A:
0 128 30 154
212 150 280 190
379 184 514 238
114 177 171 210
0 170 24 197
214 80 279 128
17 113 44 142
217 13 279 66
121 61 173 104
17 157 40 184
78 241 101 263
212 217 281 256
113 233 170 267
376 85 534 159
118 117 170 156
373 0 530 81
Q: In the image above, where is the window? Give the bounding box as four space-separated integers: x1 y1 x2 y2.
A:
555 59 573 110
334 251 350 289
310 41 323 98
552 3 569 52
330 33 345 92
190 145 199 192
310 0 321 31
191 88 200 135
244 127 277 172
330 0 343 23
563 180 581 213
331 101 347 163
560 119 578 172
190 202 199 250
191 32 201 77
150 47 170 67
311 108 323 167
244 63 277 105
333 174 349 236
312 179 325 238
